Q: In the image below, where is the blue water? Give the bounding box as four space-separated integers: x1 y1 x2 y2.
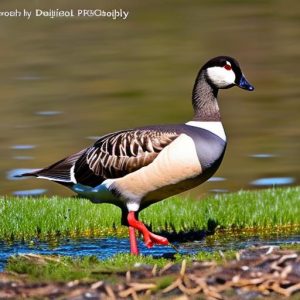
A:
1 233 299 271
12 189 47 196
0 238 177 271
10 145 36 150
35 111 63 116
250 177 295 186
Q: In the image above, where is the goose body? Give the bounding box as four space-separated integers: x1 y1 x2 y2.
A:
67 122 226 211
19 56 254 254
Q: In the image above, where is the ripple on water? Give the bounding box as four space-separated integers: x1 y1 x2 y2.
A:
179 234 300 254
209 189 228 193
249 153 278 159
35 111 63 116
13 156 34 160
87 136 101 140
207 177 226 182
0 238 178 271
11 145 36 150
250 177 295 186
0 234 298 271
13 189 47 197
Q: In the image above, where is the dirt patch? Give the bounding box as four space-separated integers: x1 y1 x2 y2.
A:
1 246 300 299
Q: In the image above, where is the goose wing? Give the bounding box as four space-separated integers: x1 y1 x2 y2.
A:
73 128 179 186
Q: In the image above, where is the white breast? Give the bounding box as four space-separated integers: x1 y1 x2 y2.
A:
114 134 202 211
185 121 226 141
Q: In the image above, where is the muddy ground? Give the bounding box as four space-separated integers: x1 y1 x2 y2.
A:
0 246 299 300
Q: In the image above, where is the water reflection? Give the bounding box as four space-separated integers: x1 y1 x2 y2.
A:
87 136 102 141
13 188 47 196
10 145 36 150
209 189 228 193
249 153 278 159
251 177 295 187
180 234 300 254
13 156 34 160
35 111 63 116
207 177 226 182
1 0 299 196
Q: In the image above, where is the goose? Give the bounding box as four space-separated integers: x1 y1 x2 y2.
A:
19 56 254 255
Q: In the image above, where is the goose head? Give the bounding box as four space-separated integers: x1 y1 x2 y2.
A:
203 56 254 91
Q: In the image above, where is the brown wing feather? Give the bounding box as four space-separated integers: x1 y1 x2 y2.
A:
74 129 179 187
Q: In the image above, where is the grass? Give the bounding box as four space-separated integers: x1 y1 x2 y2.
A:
6 254 169 282
6 250 237 282
142 186 300 232
0 187 299 240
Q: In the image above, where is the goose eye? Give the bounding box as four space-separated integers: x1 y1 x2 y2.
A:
224 64 232 71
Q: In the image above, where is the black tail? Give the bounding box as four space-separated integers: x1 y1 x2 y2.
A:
14 148 88 186
14 169 41 178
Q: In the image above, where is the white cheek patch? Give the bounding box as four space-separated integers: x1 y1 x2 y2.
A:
207 66 235 88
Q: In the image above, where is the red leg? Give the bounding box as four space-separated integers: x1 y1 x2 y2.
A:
128 226 139 255
127 211 169 249
127 211 153 247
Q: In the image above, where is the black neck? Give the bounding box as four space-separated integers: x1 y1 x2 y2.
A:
192 71 221 121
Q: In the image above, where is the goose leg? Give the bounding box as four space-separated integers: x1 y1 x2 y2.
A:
127 211 169 249
129 226 139 255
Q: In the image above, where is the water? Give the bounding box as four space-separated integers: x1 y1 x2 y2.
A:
250 177 295 187
0 0 299 197
0 234 298 271
12 188 47 196
0 0 299 272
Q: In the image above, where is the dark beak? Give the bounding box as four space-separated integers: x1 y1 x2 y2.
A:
238 74 254 91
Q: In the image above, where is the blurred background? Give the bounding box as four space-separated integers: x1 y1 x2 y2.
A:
0 0 299 198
